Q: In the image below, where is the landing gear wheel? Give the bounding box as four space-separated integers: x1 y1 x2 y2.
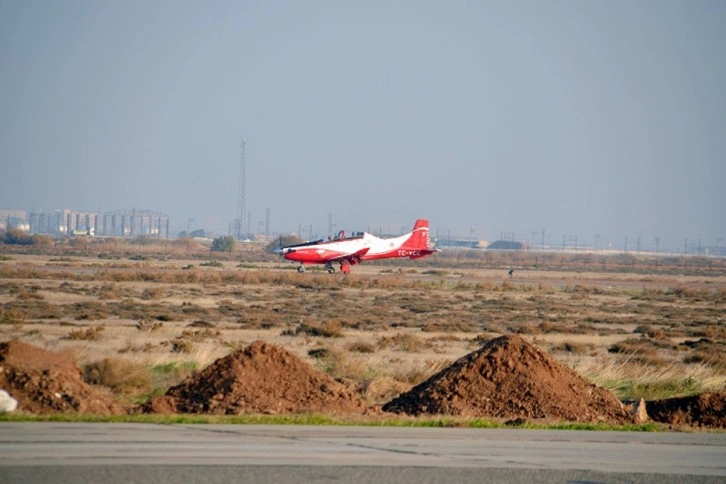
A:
297 265 305 273
325 262 335 274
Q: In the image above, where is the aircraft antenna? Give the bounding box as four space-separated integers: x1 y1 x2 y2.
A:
236 138 247 239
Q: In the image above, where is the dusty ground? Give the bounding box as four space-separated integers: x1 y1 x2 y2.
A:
0 247 724 426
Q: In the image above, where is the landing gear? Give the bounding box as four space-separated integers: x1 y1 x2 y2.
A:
297 265 305 273
325 262 335 274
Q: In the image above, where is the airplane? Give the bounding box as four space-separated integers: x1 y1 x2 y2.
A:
275 218 440 274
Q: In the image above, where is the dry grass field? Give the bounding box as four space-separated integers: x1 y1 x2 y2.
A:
1 237 724 410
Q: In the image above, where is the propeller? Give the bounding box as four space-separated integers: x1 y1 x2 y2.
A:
274 235 285 257
274 236 296 257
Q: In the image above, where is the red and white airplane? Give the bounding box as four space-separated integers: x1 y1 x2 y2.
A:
275 218 440 273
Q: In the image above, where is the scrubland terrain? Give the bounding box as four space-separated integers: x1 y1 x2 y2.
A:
0 237 724 418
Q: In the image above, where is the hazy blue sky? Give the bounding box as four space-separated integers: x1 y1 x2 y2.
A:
1 1 724 249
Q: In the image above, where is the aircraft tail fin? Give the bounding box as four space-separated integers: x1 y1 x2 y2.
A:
401 219 432 250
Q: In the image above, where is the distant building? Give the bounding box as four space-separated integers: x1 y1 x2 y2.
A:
435 239 488 249
487 240 525 250
0 209 29 232
102 208 169 238
29 209 98 236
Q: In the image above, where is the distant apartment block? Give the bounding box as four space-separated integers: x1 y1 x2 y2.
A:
0 209 29 232
102 208 169 238
29 209 99 236
2 207 169 238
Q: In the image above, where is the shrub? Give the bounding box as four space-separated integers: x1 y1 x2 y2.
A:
308 348 330 359
65 325 106 341
282 321 343 338
552 341 591 354
136 319 163 332
377 333 429 352
200 261 223 268
141 287 165 300
171 339 193 353
346 341 376 353
83 358 152 394
1 227 34 245
211 236 235 253
0 308 25 325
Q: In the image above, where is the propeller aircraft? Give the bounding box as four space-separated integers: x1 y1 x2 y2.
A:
275 218 440 273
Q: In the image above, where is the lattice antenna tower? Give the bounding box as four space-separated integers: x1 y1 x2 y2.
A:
236 138 247 239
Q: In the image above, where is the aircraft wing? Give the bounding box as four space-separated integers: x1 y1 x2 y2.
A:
328 247 370 263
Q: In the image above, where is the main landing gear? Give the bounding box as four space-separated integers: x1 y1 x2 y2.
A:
324 261 350 274
297 262 351 274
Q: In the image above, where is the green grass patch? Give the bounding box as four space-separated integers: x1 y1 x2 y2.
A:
150 361 198 375
489 420 660 432
0 413 664 431
603 377 702 401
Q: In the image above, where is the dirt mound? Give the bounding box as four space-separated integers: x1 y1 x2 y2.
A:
0 341 124 415
382 334 632 424
140 340 368 415
646 392 725 428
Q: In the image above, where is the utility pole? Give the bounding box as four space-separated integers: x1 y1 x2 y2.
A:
265 208 270 236
654 235 660 268
236 138 247 240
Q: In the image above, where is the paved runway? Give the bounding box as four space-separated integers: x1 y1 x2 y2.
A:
0 423 724 483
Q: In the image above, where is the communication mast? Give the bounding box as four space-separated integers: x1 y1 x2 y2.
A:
236 139 247 239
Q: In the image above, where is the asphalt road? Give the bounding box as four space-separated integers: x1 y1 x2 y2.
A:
0 423 724 483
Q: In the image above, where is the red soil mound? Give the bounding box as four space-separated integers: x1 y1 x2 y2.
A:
383 334 632 424
0 341 124 415
141 340 368 415
646 392 725 428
